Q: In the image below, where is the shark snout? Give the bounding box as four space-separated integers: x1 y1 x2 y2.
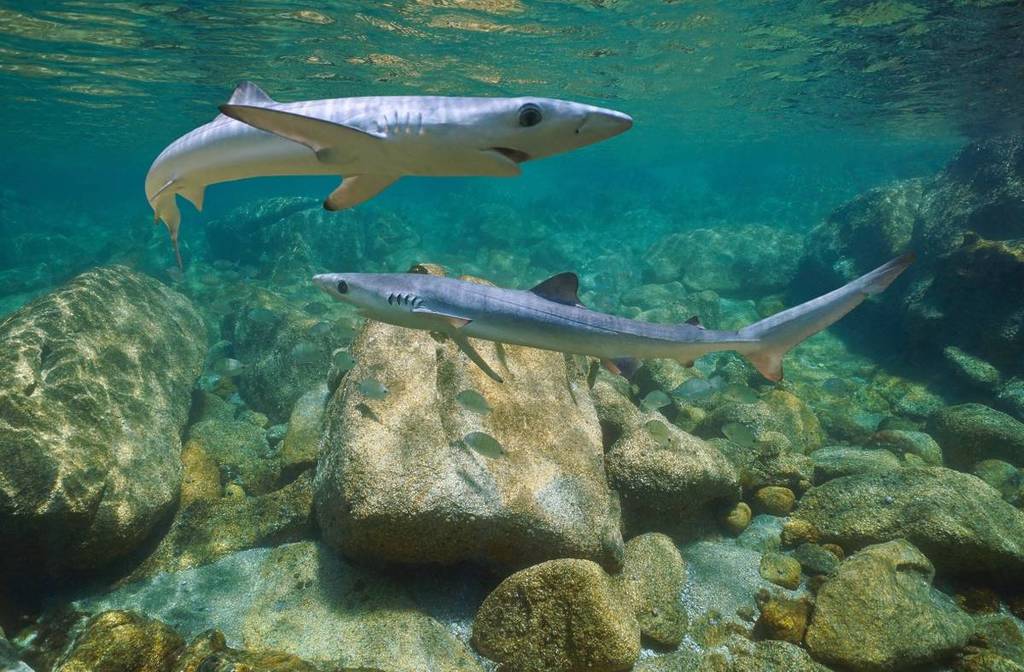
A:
577 109 633 141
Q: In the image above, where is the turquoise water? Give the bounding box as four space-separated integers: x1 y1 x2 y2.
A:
2 3 1024 671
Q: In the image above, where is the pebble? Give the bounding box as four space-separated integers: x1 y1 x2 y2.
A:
723 502 752 535
759 552 802 590
754 486 796 515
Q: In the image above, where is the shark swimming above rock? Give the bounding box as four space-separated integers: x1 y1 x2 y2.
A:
145 81 633 267
313 253 915 383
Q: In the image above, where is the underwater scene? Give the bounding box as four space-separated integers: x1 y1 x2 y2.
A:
2 1 1024 671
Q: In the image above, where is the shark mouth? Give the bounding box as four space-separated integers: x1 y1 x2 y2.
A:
489 147 531 163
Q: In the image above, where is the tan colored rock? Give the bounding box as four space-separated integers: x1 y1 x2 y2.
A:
55 610 184 672
179 440 221 506
806 539 973 671
724 501 752 535
759 552 801 590
753 486 796 515
280 383 328 474
0 266 205 576
615 533 687 647
472 559 640 672
755 589 811 644
172 629 320 672
315 270 623 569
592 379 739 522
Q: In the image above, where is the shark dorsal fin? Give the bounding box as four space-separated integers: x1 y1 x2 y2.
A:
686 315 704 328
530 272 582 306
227 81 274 106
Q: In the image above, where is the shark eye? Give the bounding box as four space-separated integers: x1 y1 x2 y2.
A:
336 280 348 294
517 103 542 127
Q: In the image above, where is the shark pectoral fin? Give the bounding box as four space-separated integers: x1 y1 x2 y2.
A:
450 332 504 383
217 104 384 164
324 175 398 211
479 149 523 177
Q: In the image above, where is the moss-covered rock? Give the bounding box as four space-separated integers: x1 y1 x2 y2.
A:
472 559 640 672
0 266 205 576
55 610 184 672
723 502 752 535
944 346 1002 390
792 467 1024 581
614 533 687 648
805 540 973 671
868 429 943 466
792 543 839 576
928 403 1024 469
593 380 739 525
973 460 1023 506
315 271 623 569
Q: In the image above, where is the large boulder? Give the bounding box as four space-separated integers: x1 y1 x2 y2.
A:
471 558 640 672
805 540 973 671
798 137 1024 383
791 467 1024 581
77 541 482 672
0 266 205 576
314 271 623 569
592 380 739 525
613 533 688 648
928 403 1024 469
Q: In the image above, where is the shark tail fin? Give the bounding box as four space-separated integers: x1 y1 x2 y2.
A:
152 193 183 269
737 252 915 381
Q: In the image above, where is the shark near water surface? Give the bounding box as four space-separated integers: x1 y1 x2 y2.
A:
314 253 915 383
145 81 633 267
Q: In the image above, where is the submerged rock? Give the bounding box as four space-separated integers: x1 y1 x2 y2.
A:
805 540 973 671
123 471 314 580
642 225 805 298
315 271 623 570
471 559 640 672
280 383 329 476
637 635 828 672
230 288 349 423
78 541 482 671
172 629 320 672
0 266 205 576
792 467 1024 581
186 418 281 495
809 445 901 483
613 533 688 648
592 379 739 525
54 610 184 672
928 403 1024 469
698 390 825 454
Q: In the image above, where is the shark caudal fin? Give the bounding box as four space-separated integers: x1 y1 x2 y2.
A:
737 252 915 381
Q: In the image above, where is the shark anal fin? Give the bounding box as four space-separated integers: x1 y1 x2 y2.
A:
324 175 398 211
601 357 642 379
218 104 384 164
530 272 583 306
451 332 503 383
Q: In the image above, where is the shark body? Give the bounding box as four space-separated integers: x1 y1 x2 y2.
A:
145 81 633 267
313 253 915 383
